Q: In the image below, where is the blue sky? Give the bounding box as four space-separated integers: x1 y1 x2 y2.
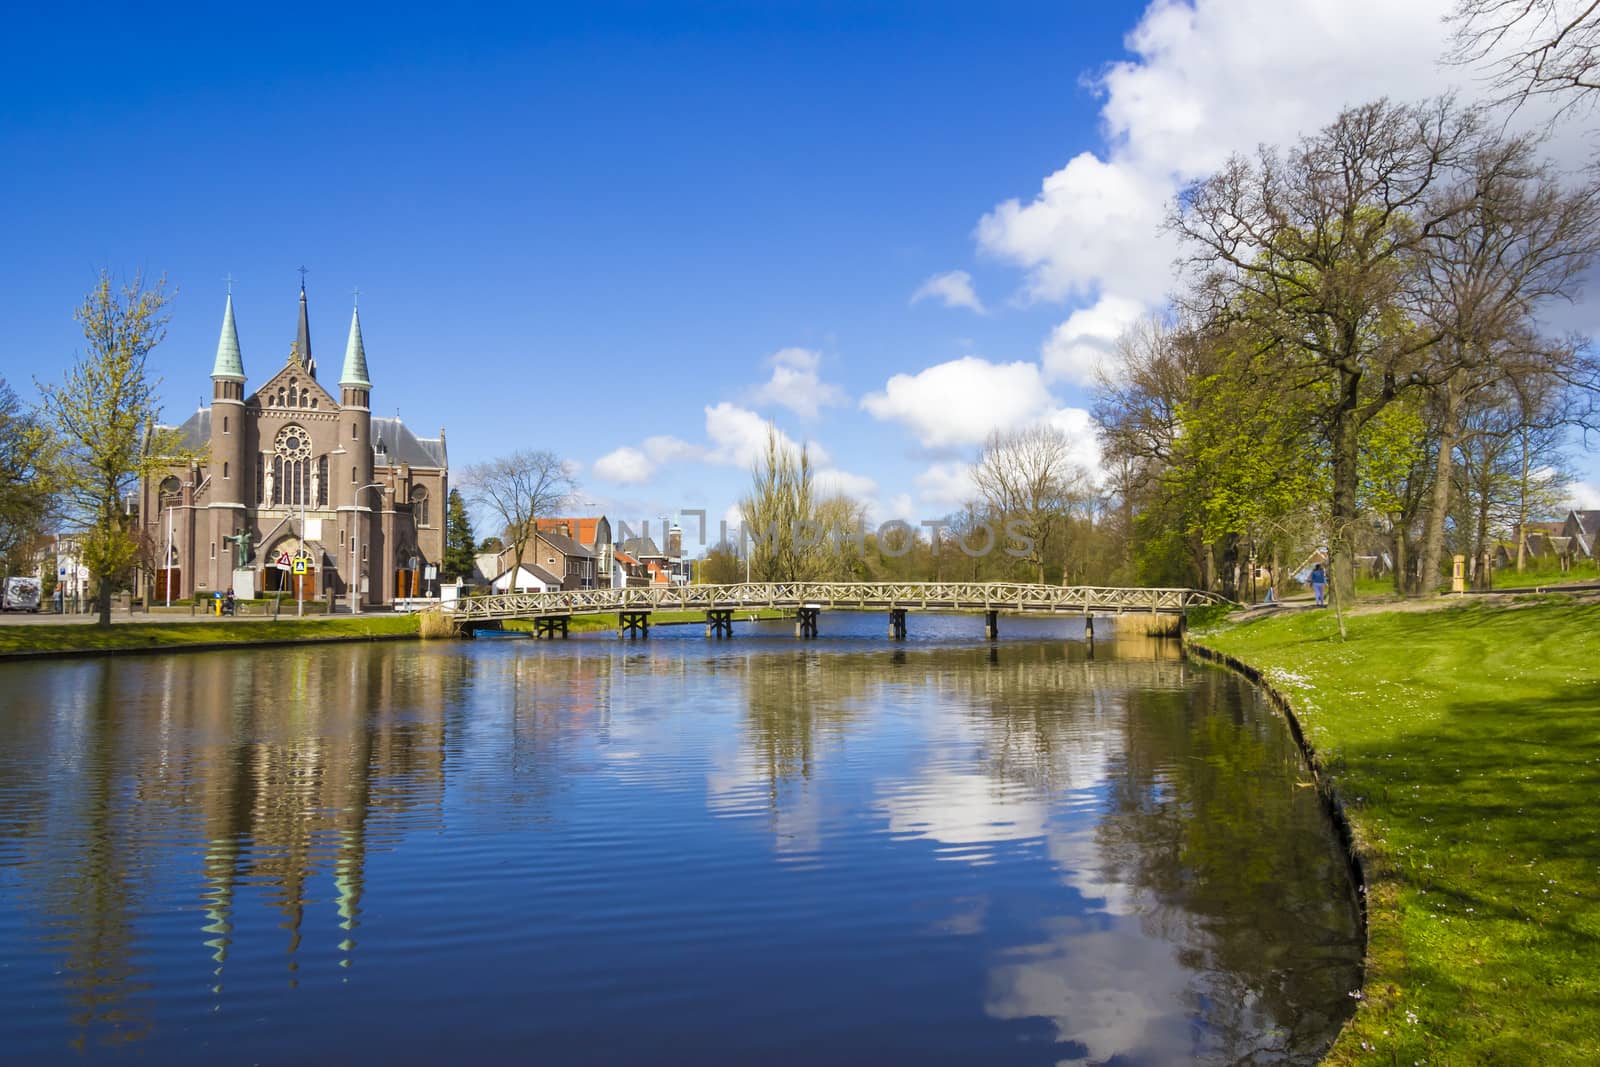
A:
5 0 1597 545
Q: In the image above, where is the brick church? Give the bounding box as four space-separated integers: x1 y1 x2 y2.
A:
141 283 448 607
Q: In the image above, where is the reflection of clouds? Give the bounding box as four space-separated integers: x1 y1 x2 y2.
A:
1046 822 1140 918
705 744 826 861
878 771 1048 864
985 917 1194 1064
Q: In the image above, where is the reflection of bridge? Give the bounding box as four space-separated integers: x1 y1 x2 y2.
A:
448 582 1228 639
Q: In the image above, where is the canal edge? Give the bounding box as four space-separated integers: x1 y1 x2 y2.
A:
1182 635 1373 1046
0 631 420 664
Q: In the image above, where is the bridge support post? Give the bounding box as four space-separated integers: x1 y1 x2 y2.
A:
888 608 907 640
1084 613 1094 639
534 616 571 639
706 609 734 638
618 611 651 639
795 607 820 639
984 610 999 640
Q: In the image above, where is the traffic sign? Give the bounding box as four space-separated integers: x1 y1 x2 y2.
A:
292 558 308 575
276 551 292 567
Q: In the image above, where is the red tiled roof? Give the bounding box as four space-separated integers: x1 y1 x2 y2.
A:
537 516 604 545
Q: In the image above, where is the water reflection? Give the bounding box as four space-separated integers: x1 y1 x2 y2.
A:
0 632 1358 1064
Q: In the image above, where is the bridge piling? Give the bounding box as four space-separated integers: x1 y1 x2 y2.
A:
796 607 820 639
706 609 734 638
535 616 571 639
984 610 999 640
618 611 651 639
889 608 907 640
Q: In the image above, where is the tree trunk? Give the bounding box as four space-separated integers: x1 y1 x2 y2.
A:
1418 377 1462 597
1330 382 1362 606
1474 492 1494 591
96 574 112 627
1393 522 1408 596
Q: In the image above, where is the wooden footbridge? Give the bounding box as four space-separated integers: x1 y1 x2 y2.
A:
448 582 1227 639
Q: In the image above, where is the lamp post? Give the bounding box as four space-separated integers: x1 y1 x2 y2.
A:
164 498 174 608
351 483 384 614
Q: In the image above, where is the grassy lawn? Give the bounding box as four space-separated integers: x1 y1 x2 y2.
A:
504 607 791 633
0 615 419 655
1191 597 1600 1064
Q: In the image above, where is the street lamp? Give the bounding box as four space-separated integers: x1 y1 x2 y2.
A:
351 483 384 614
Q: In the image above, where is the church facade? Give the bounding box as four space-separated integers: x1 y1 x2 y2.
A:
141 284 448 608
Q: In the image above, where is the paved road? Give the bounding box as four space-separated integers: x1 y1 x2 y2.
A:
0 606 375 626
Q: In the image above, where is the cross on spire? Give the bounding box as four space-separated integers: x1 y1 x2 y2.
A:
352 285 360 307
297 265 309 288
224 272 236 295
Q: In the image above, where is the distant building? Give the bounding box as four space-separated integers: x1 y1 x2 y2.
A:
537 516 613 587
141 284 447 607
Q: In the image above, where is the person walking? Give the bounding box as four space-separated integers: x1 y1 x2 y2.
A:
1310 563 1327 607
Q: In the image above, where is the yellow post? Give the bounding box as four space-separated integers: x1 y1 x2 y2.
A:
1451 554 1466 594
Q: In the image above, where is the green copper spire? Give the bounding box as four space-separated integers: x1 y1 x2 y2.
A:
211 293 245 381
340 306 371 388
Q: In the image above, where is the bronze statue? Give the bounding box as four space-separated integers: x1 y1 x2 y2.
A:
223 530 254 570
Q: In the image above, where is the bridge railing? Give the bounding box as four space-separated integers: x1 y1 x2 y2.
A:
449 582 1228 622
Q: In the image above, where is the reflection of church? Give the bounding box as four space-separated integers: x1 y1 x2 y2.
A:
141 283 447 606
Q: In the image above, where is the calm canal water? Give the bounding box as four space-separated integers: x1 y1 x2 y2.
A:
0 615 1362 1065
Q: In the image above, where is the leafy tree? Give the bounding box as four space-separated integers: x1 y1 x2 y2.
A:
700 540 743 584
0 379 56 575
36 272 187 624
441 488 477 581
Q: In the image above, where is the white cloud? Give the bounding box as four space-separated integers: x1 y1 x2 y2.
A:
704 401 830 468
917 461 978 509
978 0 1466 377
977 152 1175 306
1040 294 1147 385
911 270 987 314
1045 407 1105 482
642 434 705 465
1565 482 1600 510
746 347 848 418
814 467 878 500
592 446 652 485
591 435 705 484
860 356 1055 448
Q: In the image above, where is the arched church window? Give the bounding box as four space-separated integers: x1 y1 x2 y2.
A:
159 475 180 500
410 485 429 526
272 425 313 506
317 456 329 507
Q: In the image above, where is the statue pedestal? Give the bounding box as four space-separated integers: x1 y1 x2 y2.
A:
232 569 256 599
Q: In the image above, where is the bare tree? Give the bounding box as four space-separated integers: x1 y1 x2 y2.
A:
1449 0 1600 117
972 424 1091 583
1413 133 1600 591
461 450 575 588
1170 98 1485 603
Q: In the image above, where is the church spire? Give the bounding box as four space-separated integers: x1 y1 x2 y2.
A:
210 292 245 381
340 304 372 388
292 272 317 378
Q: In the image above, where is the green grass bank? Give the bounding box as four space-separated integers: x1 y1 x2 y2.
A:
0 615 419 657
1190 597 1600 1064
